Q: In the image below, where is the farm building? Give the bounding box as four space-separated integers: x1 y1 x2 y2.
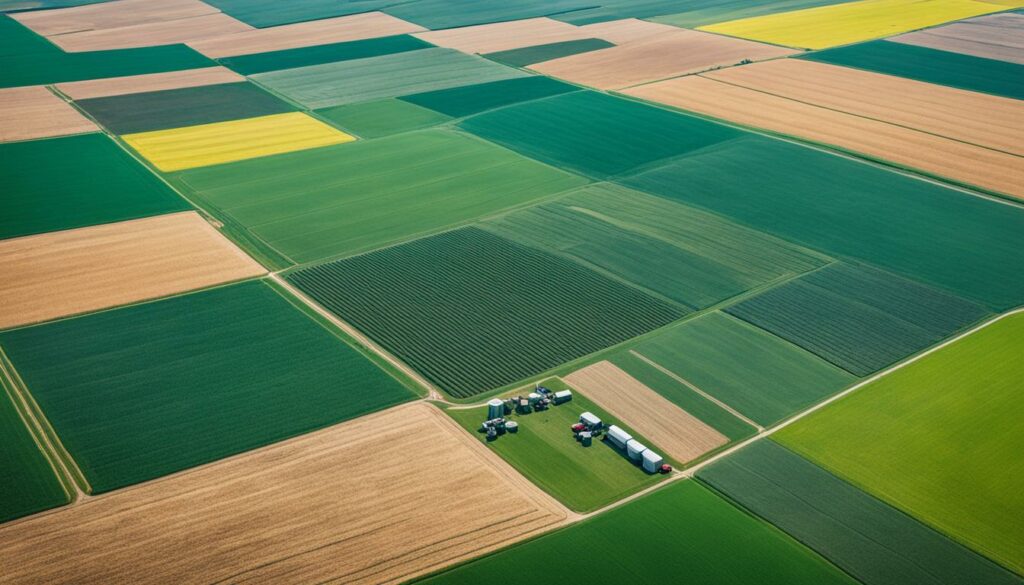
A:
606 425 632 450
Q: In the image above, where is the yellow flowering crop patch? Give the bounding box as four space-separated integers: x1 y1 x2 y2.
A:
699 0 1024 50
122 112 355 172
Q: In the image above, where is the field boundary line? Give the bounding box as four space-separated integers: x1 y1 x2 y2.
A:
628 350 764 431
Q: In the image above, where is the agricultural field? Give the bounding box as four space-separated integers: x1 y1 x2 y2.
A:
218 34 431 75
777 312 1024 574
418 480 859 584
55 66 245 99
0 280 417 493
444 377 668 512
484 38 615 67
399 75 579 118
648 0 848 28
287 227 684 397
315 98 451 138
172 129 587 265
0 86 97 143
889 12 1024 63
0 403 568 584
726 262 990 375
412 17 595 54
699 441 1022 585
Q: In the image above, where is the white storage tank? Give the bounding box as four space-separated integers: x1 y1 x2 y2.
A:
606 425 632 450
580 431 592 446
642 450 664 473
528 392 541 406
487 398 505 420
626 440 647 461
553 389 573 404
579 412 602 430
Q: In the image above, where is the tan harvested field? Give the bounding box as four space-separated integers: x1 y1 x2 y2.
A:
188 11 426 58
0 211 265 329
566 361 728 463
0 403 568 585
576 18 679 44
47 13 252 52
11 0 217 36
0 86 97 143
890 12 1024 64
532 28 796 89
55 66 244 100
414 17 591 54
702 59 1024 155
625 76 1024 200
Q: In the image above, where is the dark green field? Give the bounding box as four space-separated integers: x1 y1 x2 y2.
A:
219 35 431 75
484 38 614 67
0 280 416 493
1 133 189 240
287 227 685 397
400 75 578 118
417 480 859 584
699 441 1023 585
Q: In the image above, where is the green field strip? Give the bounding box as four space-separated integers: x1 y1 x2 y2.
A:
399 76 579 119
479 184 825 311
315 99 452 139
1 133 190 240
0 280 417 494
0 16 213 88
287 227 686 398
75 82 296 135
620 133 1024 311
726 262 991 376
698 440 1024 585
776 311 1024 575
459 90 745 179
644 0 850 28
801 40 1024 100
203 0 407 28
416 480 858 584
218 35 432 75
252 47 530 109
484 38 614 67
1 0 108 11
444 378 669 512
384 0 597 29
171 129 587 264
607 351 756 441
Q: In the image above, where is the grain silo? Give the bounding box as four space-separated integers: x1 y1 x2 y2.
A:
487 399 504 420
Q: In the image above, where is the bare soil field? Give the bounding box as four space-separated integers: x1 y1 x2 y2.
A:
414 17 591 54
625 76 1024 200
532 28 796 89
575 18 679 44
703 59 1024 155
891 12 1024 64
0 403 568 585
11 0 218 36
189 12 426 58
56 67 244 100
0 211 265 329
0 86 97 143
46 13 252 52
566 361 728 463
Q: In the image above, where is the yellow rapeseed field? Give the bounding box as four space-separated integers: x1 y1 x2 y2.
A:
122 111 355 171
699 0 1024 50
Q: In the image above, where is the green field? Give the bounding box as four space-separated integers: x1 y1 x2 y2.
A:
252 48 529 109
777 312 1024 574
287 227 685 397
727 263 990 376
622 134 1024 311
173 129 587 265
76 82 295 134
1 15 212 88
0 280 416 494
219 35 431 75
699 440 1023 585
1 133 190 240
315 99 451 138
204 0 399 27
647 0 848 28
459 90 744 179
417 480 858 584
480 184 824 310
484 38 614 67
0 376 69 524
630 311 856 426
801 40 1024 100
444 378 667 512
400 76 578 118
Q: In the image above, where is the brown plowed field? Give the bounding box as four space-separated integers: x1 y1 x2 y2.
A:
414 17 590 54
55 67 244 100
47 13 252 52
702 59 1024 155
0 403 568 585
566 361 728 463
0 86 97 143
576 18 679 44
890 12 1024 64
188 12 426 58
11 0 217 36
625 76 1024 200
532 28 796 89
0 212 265 329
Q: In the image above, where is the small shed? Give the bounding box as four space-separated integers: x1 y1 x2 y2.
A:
579 411 602 430
606 424 632 450
553 389 572 404
641 450 664 473
487 398 505 420
626 440 647 461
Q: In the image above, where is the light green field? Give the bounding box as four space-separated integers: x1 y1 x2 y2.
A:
777 312 1024 574
443 378 668 512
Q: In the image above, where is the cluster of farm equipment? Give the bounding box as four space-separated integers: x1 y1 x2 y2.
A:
571 412 671 474
479 385 569 441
